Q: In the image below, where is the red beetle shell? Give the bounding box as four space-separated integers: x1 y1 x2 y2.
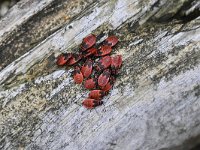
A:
89 90 105 100
101 76 115 93
81 58 93 78
81 34 96 51
84 78 97 90
95 56 111 71
67 54 82 65
83 48 97 58
73 66 83 84
104 36 118 47
56 53 72 66
98 69 111 87
95 45 112 57
82 99 103 109
101 82 112 93
111 55 122 74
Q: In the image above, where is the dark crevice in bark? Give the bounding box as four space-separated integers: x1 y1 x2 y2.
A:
0 0 97 71
191 144 200 150
174 0 200 23
149 0 199 23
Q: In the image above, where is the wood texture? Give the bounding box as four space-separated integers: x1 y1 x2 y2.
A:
0 0 200 149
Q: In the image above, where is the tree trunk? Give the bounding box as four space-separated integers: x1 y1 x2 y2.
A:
0 0 200 149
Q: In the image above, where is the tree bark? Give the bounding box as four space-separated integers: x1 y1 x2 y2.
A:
0 0 200 150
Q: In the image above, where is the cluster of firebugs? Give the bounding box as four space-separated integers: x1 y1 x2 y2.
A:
56 34 122 109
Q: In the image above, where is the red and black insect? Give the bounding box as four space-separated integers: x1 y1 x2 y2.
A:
83 47 97 58
111 55 122 75
56 53 72 66
95 55 111 71
89 90 106 100
81 58 93 78
95 45 112 57
73 66 83 84
80 34 96 51
82 99 103 109
101 76 115 93
84 78 97 90
103 36 118 47
67 54 82 65
98 69 111 87
56 33 121 110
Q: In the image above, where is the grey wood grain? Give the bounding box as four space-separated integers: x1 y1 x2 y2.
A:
0 0 199 150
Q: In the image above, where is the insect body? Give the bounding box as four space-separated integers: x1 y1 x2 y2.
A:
56 53 72 66
82 99 103 109
89 90 105 100
101 76 115 93
95 45 112 56
81 58 93 78
103 36 118 47
98 69 111 87
83 47 97 58
111 55 122 75
73 66 83 84
84 78 97 90
81 34 96 51
68 54 82 65
95 56 111 71
56 34 122 110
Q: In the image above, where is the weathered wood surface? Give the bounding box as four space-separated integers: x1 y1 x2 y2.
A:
0 0 200 149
